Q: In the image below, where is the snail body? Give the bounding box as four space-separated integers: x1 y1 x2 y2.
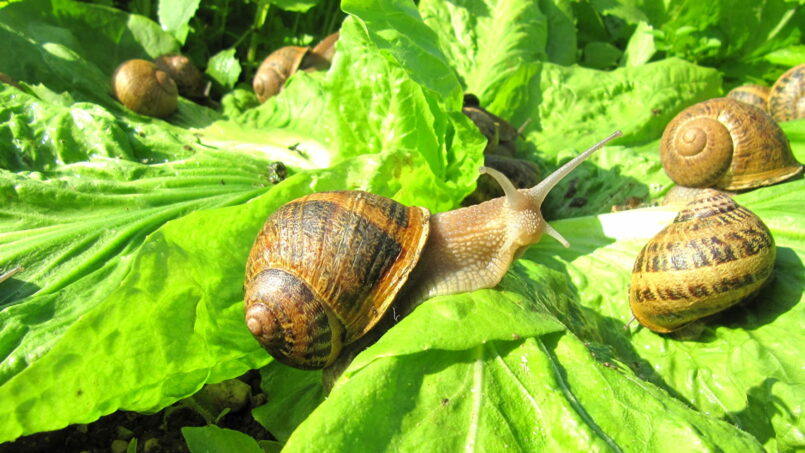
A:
244 131 623 369
629 190 775 333
768 63 805 122
660 97 802 191
112 59 178 118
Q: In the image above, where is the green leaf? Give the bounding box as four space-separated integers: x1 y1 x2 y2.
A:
182 425 264 453
157 0 200 44
341 0 463 107
206 48 242 90
268 0 320 13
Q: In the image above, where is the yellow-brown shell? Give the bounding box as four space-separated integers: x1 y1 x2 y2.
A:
112 59 178 118
310 32 340 66
629 190 775 333
252 46 309 103
154 54 205 98
244 191 430 369
768 64 805 122
660 97 802 190
726 84 769 111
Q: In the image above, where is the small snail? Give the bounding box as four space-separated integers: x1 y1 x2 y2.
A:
768 63 805 122
726 84 769 111
112 59 178 118
462 93 521 157
629 190 775 333
153 54 205 98
660 97 802 191
310 32 340 66
253 47 309 103
244 131 623 369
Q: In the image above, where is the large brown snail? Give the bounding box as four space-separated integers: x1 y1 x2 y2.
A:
112 59 178 118
660 97 802 191
768 63 805 122
629 190 775 333
244 131 622 369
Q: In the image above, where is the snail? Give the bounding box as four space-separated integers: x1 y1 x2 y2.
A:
153 54 206 98
253 35 337 104
629 190 775 333
462 93 522 157
660 97 802 191
310 32 339 66
726 84 769 111
244 131 623 369
112 59 178 118
253 46 309 103
768 63 805 122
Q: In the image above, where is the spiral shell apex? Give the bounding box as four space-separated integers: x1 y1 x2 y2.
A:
629 190 776 333
244 191 430 369
660 97 802 190
768 64 805 122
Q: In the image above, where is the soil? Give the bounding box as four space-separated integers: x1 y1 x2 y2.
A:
0 371 272 453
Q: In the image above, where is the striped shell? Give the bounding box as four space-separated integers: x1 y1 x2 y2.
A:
244 191 429 369
629 190 776 333
726 84 769 111
660 97 802 190
769 64 805 122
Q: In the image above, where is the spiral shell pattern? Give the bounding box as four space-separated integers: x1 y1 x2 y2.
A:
769 64 805 122
253 46 309 103
660 97 802 190
244 191 430 368
629 190 776 333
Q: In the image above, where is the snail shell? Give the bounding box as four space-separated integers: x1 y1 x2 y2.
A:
253 46 310 103
726 84 769 111
153 54 205 98
629 190 776 333
768 64 805 122
244 191 429 369
310 32 339 66
660 97 802 190
112 59 178 118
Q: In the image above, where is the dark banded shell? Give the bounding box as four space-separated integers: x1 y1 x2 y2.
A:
660 97 802 190
629 190 775 333
244 191 430 368
769 64 805 122
726 84 769 111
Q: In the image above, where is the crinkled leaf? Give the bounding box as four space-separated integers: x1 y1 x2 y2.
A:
0 3 482 443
